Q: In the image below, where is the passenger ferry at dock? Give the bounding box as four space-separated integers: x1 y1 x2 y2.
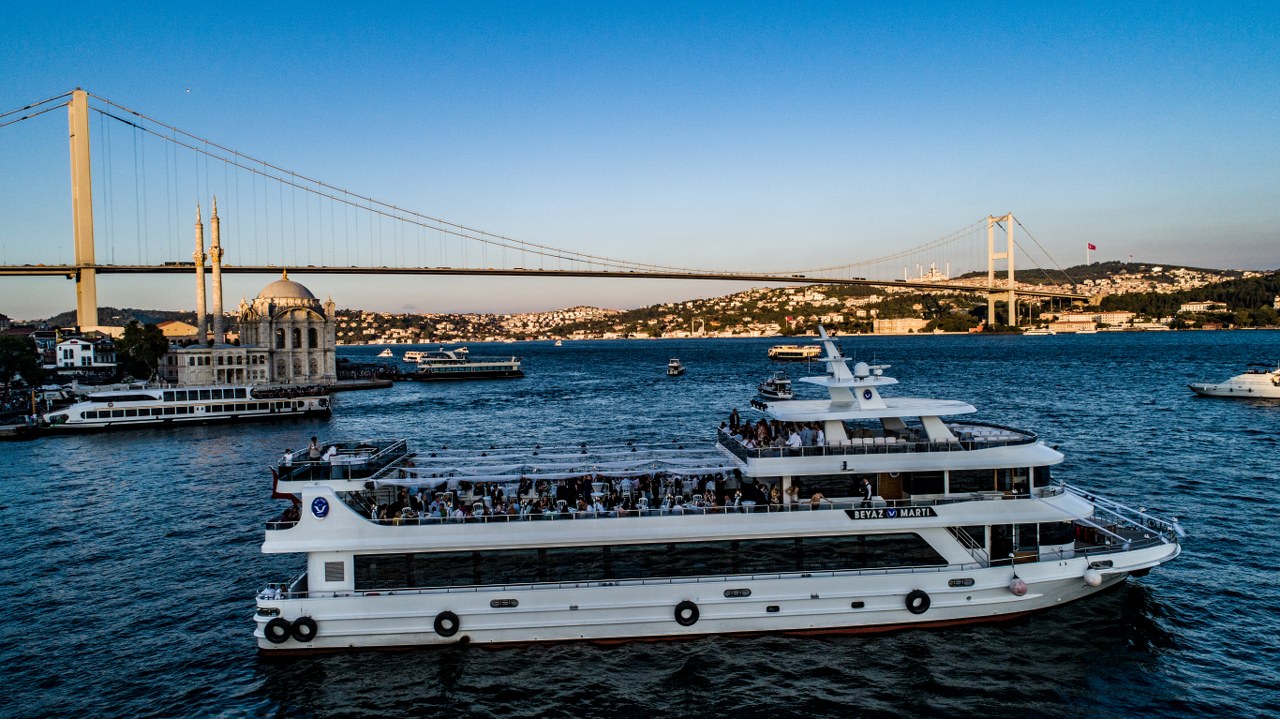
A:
253 329 1182 651
406 349 523 381
42 384 330 431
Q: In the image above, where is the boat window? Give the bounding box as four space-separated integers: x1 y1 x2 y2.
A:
199 390 211 401
949 470 995 494
902 472 945 496
1031 466 1052 488
236 388 247 399
124 409 138 417
352 534 945 591
957 526 985 547
163 391 174 402
1039 521 1074 546
792 473 876 499
1015 523 1039 551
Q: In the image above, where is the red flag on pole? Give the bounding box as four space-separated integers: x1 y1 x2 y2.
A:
1087 243 1097 250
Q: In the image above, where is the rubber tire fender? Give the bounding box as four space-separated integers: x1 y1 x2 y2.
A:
264 617 292 644
434 610 460 638
674 600 700 627
291 615 318 643
905 589 931 615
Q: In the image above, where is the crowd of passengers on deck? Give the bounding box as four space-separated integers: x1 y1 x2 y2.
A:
348 470 788 525
722 408 828 450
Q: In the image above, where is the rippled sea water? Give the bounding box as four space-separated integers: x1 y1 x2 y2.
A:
3 331 1278 719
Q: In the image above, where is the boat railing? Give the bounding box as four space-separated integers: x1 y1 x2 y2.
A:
276 438 410 483
336 488 1057 527
716 425 1037 461
1064 483 1184 542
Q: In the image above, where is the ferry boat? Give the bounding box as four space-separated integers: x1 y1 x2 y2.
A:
402 350 427 363
253 328 1182 651
42 384 330 432
408 349 523 381
1189 363 1280 399
768 344 822 361
1022 328 1056 336
667 358 686 376
757 372 794 400
377 349 393 358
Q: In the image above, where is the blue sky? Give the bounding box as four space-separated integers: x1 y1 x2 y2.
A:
1 2 1277 320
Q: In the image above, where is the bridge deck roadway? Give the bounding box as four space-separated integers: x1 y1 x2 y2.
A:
0 264 1087 300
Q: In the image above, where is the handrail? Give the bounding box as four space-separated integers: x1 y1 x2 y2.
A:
1064 483 1184 540
717 425 1037 461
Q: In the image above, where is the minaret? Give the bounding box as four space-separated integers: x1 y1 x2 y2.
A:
194 204 207 341
210 197 224 343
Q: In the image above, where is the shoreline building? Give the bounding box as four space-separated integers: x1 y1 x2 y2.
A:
160 202 337 387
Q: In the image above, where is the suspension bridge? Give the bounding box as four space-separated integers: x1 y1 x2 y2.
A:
0 89 1088 328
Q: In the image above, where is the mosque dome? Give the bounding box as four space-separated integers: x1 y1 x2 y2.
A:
256 269 317 301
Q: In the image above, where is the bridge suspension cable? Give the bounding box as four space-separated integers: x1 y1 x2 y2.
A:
87 92 730 276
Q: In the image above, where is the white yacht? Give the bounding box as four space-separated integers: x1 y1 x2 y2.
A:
253 329 1182 652
667 358 686 376
377 349 393 358
1189 363 1280 399
42 384 330 432
757 372 794 400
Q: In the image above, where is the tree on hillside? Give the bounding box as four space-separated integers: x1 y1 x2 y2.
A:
114 321 169 379
0 335 46 390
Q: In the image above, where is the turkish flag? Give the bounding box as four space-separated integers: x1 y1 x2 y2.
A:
1087 243 1097 250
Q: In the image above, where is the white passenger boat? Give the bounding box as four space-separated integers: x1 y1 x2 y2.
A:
768 344 822 361
401 350 427 363
667 358 686 376
377 349 393 358
42 384 330 432
757 372 794 400
408 349 523 381
1189 363 1280 399
1022 328 1056 336
253 328 1182 652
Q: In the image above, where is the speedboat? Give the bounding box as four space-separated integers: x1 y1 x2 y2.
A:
667 358 686 376
1189 363 1280 399
757 372 794 400
554 340 563 347
377 348 393 358
253 327 1182 651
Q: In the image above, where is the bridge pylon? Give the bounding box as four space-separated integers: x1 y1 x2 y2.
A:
986 213 1015 327
68 89 97 329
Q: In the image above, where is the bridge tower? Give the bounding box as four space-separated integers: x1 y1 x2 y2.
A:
68 89 97 329
986 213 1015 327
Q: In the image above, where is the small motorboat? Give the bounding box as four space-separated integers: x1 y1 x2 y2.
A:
1189 363 1280 399
377 348 393 357
757 372 794 400
667 358 686 376
554 340 563 347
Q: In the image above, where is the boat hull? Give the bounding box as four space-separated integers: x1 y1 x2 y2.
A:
407 369 524 381
255 542 1176 652
41 407 331 433
1188 383 1280 399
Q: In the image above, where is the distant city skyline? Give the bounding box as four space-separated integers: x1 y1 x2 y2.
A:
2 2 1277 321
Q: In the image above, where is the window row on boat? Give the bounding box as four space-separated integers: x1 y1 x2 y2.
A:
81 400 305 420
351 534 949 591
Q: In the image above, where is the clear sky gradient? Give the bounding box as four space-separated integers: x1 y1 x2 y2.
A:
1 2 1277 320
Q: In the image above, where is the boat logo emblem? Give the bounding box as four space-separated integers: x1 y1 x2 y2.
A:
863 389 873 400
311 497 329 519
886 508 897 518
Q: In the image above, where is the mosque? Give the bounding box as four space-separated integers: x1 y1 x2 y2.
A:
158 202 337 386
